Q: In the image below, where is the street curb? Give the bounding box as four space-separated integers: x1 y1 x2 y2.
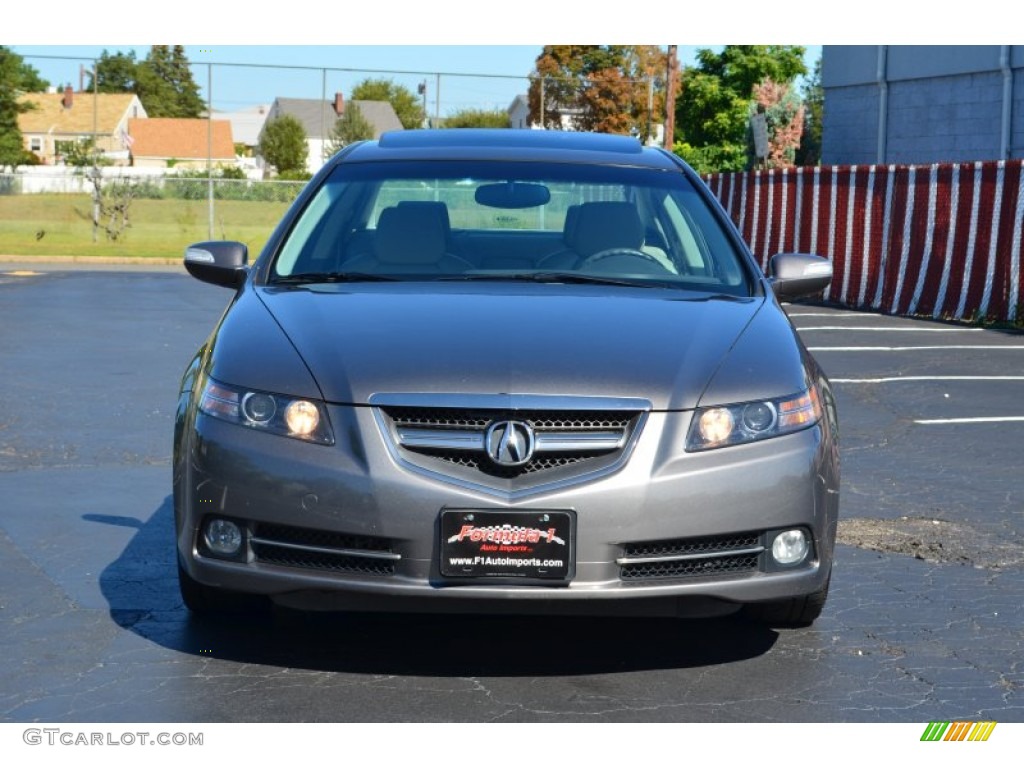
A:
0 255 180 265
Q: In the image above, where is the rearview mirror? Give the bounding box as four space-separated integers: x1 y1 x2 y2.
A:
184 241 249 289
475 182 551 209
768 253 832 302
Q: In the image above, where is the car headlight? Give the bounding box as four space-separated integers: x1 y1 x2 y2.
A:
685 386 822 451
198 376 334 444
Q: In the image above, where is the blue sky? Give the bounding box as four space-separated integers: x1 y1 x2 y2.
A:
10 0 985 115
11 45 823 117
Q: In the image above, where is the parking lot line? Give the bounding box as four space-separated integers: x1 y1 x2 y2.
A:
796 326 983 332
831 376 1024 383
808 345 1024 352
785 311 871 318
915 417 1024 424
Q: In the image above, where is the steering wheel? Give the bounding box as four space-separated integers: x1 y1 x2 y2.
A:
578 247 669 271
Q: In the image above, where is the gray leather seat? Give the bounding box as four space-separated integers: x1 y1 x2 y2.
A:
343 205 471 274
538 201 646 269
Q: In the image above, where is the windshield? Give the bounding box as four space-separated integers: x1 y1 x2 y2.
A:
271 160 752 295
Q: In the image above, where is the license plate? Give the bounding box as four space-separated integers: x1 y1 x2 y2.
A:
440 510 573 580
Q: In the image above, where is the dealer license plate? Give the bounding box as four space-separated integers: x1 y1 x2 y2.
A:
440 510 573 580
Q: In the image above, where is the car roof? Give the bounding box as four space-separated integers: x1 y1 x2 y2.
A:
337 129 683 171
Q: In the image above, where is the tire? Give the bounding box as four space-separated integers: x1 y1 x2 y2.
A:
741 572 831 628
178 562 266 615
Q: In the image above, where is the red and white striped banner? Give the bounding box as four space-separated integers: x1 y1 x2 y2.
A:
705 162 1024 323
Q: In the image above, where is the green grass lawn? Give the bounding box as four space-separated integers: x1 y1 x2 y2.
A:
0 195 293 259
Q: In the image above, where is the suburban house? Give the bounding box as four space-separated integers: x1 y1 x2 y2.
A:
260 93 403 174
218 103 271 157
507 95 532 129
17 87 146 166
127 118 236 170
507 93 664 145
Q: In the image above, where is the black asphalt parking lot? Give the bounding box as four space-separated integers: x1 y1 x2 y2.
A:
1 266 1022 722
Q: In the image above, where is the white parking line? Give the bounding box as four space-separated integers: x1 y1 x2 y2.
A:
808 346 1024 352
832 376 1024 383
785 311 870 318
915 417 1024 424
796 326 983 332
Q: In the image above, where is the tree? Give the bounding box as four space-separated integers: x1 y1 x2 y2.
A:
795 56 823 166
260 115 308 175
0 47 48 170
350 79 424 130
673 46 807 173
325 103 374 156
748 79 805 169
77 167 137 241
88 50 139 93
442 108 509 128
527 46 665 139
135 46 205 118
57 137 110 168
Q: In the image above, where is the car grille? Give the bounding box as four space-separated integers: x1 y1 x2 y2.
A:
618 532 764 581
380 406 642 480
251 523 399 576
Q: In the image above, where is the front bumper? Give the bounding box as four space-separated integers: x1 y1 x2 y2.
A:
176 404 839 617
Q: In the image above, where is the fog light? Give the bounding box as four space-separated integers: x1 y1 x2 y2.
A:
203 518 242 556
771 529 808 565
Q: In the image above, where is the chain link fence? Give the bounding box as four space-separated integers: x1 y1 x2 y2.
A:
10 55 539 245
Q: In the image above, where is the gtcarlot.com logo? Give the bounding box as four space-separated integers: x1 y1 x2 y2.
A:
23 729 203 747
920 722 997 742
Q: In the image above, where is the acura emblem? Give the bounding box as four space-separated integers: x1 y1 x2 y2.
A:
485 420 536 467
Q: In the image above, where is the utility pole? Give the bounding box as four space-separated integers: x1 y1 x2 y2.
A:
207 63 214 240
418 80 427 128
646 77 653 145
91 60 99 243
664 45 678 151
435 73 441 127
540 77 545 127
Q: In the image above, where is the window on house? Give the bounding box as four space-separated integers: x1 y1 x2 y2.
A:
30 138 42 152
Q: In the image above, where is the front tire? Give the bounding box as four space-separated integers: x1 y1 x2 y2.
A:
741 572 831 628
178 562 266 615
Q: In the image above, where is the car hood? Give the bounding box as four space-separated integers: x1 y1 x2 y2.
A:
256 283 768 410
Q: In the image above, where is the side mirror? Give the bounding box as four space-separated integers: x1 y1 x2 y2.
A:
768 253 832 302
184 241 248 289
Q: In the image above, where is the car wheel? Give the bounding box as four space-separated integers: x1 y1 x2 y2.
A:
741 572 831 628
178 562 266 615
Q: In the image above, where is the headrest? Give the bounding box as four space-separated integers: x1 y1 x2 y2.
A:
374 205 448 265
398 201 452 238
569 202 644 257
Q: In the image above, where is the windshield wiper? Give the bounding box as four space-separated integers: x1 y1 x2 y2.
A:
437 272 654 288
272 271 402 284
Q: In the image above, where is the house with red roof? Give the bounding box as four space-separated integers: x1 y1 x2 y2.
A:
18 87 145 165
127 117 236 169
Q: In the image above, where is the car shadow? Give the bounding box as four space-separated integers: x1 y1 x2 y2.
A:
93 497 780 677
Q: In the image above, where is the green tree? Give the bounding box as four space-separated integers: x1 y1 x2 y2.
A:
88 50 139 93
674 45 806 173
325 103 374 155
135 46 205 118
260 115 308 175
795 56 823 166
14 55 48 92
442 108 509 128
527 46 665 139
0 47 48 170
350 79 423 130
57 137 110 168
